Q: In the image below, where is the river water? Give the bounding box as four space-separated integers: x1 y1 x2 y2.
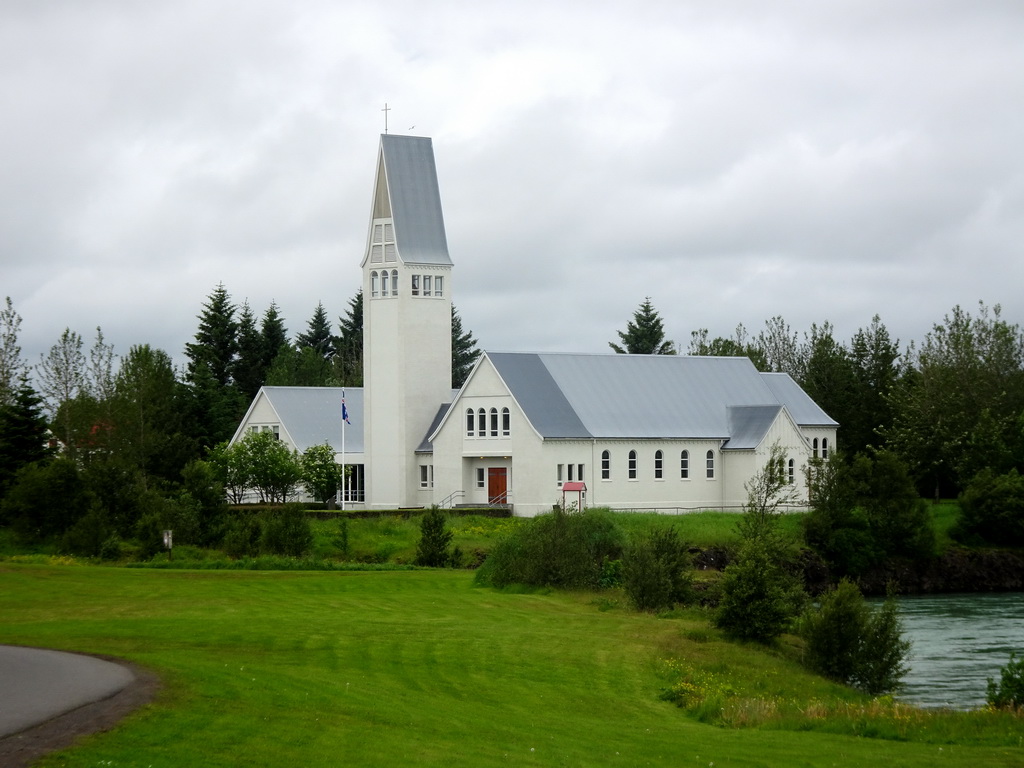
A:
881 592 1024 709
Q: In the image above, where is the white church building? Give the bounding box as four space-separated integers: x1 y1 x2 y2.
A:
231 134 838 516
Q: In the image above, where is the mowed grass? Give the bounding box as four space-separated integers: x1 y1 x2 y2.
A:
1 564 1021 767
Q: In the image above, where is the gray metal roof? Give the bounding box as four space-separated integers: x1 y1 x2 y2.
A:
259 387 365 454
487 352 835 440
759 372 838 426
724 405 784 450
379 134 452 266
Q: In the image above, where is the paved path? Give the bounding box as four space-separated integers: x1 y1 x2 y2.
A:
0 645 135 738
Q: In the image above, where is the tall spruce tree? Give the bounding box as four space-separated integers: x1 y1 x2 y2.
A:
296 302 336 359
184 284 241 446
233 301 265 402
335 290 364 386
452 305 480 388
0 376 53 495
610 298 676 355
260 301 289 373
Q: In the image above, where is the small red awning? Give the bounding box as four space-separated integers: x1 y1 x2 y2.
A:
562 482 586 492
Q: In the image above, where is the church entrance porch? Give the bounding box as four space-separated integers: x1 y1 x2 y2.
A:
487 468 507 504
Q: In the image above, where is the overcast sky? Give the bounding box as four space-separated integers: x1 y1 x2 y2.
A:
4 1 1023 375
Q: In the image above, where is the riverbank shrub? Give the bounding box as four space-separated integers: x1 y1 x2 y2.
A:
623 527 693 612
800 580 910 695
474 507 624 589
956 468 1024 546
987 653 1024 709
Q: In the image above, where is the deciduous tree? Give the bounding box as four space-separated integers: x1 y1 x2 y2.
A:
0 297 27 407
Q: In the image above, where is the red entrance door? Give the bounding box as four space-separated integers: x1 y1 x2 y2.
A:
487 468 507 504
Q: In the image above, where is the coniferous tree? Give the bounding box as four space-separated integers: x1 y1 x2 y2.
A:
185 285 242 446
0 376 53 495
846 316 901 457
233 301 265 402
452 305 480 388
609 298 676 355
260 301 289 373
296 302 336 359
335 290 364 386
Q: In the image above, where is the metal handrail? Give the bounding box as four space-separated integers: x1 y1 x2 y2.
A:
438 490 465 509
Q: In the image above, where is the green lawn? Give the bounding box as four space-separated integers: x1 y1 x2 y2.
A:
1 564 1021 767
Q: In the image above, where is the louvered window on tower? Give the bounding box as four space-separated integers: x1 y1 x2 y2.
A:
384 223 397 262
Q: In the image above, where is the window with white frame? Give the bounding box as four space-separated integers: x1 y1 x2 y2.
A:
822 438 829 460
411 274 420 296
501 408 510 436
381 270 389 297
680 450 689 479
434 276 444 297
466 408 474 437
628 450 637 480
423 275 432 296
476 467 485 488
706 450 715 479
654 450 663 479
370 271 379 298
557 464 564 487
419 464 434 489
601 450 610 480
390 270 398 296
489 408 498 437
788 458 795 485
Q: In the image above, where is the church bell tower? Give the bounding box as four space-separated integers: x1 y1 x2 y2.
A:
361 135 453 508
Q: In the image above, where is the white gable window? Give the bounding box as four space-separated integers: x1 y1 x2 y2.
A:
370 222 396 263
788 458 795 485
628 450 637 480
601 450 610 480
821 438 829 460
478 408 486 435
489 408 498 437
654 450 663 479
706 450 715 479
812 438 819 458
501 408 510 437
680 450 689 479
466 408 475 437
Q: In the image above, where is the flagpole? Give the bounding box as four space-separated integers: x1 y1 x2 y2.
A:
341 389 347 512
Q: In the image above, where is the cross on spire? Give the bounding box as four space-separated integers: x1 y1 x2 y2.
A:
381 102 391 134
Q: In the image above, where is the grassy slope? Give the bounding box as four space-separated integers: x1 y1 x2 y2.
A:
1 564 1020 767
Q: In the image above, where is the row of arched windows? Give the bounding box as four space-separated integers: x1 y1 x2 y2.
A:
369 270 399 298
812 438 829 459
599 449 716 480
466 407 510 438
370 270 446 299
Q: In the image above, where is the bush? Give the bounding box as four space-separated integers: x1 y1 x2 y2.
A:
475 507 624 590
0 458 93 541
415 507 453 567
60 503 113 558
987 653 1024 709
956 469 1024 547
715 535 802 643
800 580 910 695
622 527 693 612
223 513 261 558
259 504 314 557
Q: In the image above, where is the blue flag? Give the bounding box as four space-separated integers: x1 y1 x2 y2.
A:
342 391 351 425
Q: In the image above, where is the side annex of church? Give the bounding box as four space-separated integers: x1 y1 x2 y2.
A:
231 134 838 516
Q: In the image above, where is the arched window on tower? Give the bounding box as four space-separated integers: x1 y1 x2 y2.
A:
370 271 379 298
381 270 389 297
391 270 398 296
